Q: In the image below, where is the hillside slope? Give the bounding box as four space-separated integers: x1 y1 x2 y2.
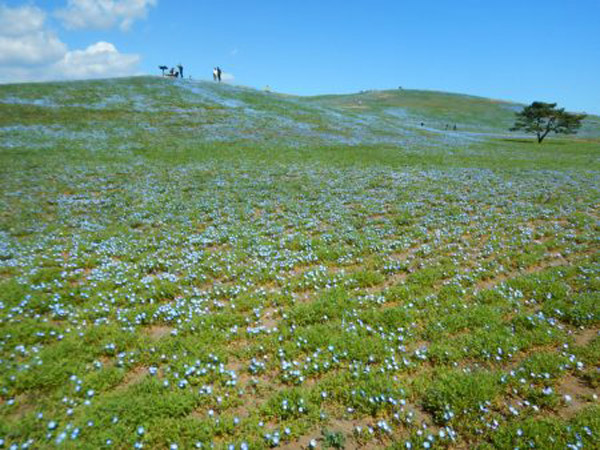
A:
1 76 598 154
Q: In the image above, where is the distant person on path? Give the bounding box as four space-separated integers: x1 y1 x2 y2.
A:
177 64 183 78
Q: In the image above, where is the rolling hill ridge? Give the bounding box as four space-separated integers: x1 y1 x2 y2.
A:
1 76 599 155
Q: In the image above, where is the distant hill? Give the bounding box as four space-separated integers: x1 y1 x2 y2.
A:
1 76 599 153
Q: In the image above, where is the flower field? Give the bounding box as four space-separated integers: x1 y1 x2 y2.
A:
0 77 599 449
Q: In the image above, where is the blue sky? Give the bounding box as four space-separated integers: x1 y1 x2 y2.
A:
1 0 599 113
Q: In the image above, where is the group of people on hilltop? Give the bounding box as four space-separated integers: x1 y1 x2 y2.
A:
159 64 224 82
160 64 184 78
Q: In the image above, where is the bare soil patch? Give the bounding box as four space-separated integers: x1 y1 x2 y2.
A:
145 325 173 339
555 375 598 419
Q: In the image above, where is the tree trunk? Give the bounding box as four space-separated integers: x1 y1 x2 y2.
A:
538 118 555 143
538 129 552 143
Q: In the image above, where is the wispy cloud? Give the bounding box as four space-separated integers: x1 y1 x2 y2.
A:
56 0 157 31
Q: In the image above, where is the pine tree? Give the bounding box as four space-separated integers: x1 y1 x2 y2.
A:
510 102 586 143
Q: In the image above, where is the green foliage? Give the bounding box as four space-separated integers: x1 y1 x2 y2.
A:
543 292 600 326
519 352 570 380
322 428 346 449
487 407 600 449
422 369 502 424
511 101 586 143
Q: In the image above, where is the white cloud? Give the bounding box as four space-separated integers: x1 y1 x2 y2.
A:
0 5 66 66
56 0 157 31
0 5 141 83
0 4 46 36
0 30 67 66
54 42 140 78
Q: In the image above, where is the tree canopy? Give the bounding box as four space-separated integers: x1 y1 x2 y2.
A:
510 102 586 143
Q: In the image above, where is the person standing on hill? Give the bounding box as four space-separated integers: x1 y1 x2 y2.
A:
177 64 183 79
213 67 218 81
217 67 222 82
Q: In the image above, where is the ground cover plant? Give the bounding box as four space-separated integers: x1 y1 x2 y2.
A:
0 77 599 448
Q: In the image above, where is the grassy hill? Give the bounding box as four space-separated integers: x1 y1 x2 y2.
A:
312 88 600 136
1 77 599 449
1 76 599 154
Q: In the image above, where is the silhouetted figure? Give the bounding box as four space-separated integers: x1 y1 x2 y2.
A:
213 67 218 81
177 64 183 78
165 67 178 78
217 67 222 82
420 122 424 127
159 65 168 76
453 124 457 131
